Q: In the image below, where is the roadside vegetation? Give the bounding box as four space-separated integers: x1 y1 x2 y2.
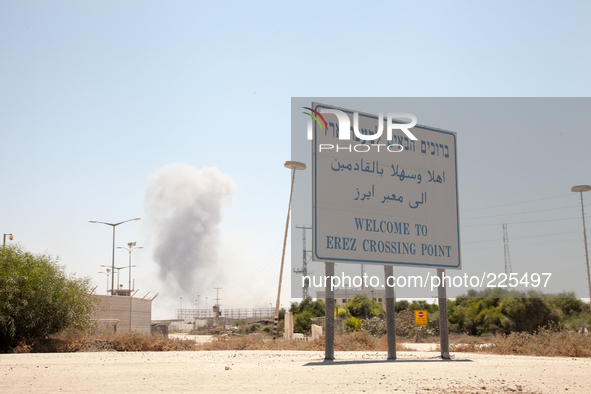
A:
446 323 591 358
3 249 591 358
0 245 95 352
9 329 406 353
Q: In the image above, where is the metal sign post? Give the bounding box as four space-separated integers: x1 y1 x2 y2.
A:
414 309 428 343
384 265 396 360
437 269 450 359
324 262 335 361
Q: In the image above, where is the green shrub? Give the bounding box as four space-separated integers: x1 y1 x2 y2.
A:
347 295 385 319
294 310 314 333
290 297 325 333
344 316 362 332
0 245 95 351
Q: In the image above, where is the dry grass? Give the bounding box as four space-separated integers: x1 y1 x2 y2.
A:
11 330 198 353
18 327 591 358
200 331 406 352
11 330 408 353
22 327 591 357
446 326 591 358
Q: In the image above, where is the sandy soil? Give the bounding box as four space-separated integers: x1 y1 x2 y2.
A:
1 350 589 393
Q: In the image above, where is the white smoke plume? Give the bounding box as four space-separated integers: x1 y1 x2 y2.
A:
144 163 235 295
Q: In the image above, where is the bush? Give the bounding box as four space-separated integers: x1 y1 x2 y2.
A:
449 323 591 358
233 320 247 326
347 295 385 319
447 289 569 335
344 316 362 332
395 300 409 312
361 317 387 336
294 310 314 333
290 297 325 333
0 245 95 351
336 306 348 318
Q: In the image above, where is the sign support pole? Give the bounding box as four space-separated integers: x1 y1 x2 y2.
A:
437 268 450 359
324 261 335 361
384 265 396 360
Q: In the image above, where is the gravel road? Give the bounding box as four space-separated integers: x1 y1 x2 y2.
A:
1 350 588 393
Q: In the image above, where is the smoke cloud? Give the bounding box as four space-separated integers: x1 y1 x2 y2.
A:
144 163 235 294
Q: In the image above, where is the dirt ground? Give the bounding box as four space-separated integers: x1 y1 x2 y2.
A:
1 349 589 393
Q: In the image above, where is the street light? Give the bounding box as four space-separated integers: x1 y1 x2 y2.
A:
3 234 14 247
99 269 111 294
572 185 591 308
101 265 130 293
273 160 306 340
117 242 143 294
89 218 140 295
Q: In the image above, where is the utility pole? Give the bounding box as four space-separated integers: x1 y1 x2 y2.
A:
502 223 513 289
214 287 222 307
293 225 313 299
213 287 222 327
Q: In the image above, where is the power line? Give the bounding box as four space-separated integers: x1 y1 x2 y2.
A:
462 238 579 252
462 230 579 244
461 194 572 213
461 205 579 220
462 217 582 227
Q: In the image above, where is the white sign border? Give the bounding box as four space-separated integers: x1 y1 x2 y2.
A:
311 102 461 269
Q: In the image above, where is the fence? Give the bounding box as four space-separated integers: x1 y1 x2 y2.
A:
176 308 276 322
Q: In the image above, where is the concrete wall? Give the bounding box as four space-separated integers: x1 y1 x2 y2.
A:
94 295 152 334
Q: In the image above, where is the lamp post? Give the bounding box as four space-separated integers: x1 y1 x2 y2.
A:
89 218 141 295
117 242 143 294
273 160 306 340
99 269 111 294
101 265 128 294
3 234 14 247
572 185 591 308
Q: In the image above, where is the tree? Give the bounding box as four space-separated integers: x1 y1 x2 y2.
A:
0 245 95 350
395 300 409 312
290 297 325 317
289 297 325 333
407 300 438 314
347 295 385 318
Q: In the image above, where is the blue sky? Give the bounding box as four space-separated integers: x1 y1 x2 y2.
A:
1 1 590 318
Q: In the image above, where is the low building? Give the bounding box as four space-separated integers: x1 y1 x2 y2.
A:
93 295 152 334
